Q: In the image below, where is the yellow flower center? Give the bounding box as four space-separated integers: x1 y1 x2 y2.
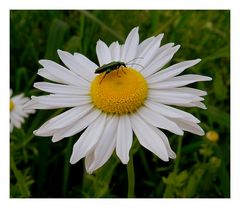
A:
206 130 219 142
90 67 148 115
10 99 15 111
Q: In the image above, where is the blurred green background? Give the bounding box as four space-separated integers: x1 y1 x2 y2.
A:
10 10 230 198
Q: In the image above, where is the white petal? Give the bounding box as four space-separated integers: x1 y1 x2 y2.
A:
170 87 207 96
137 36 155 54
52 108 102 142
109 41 121 61
24 99 59 110
96 40 112 66
149 74 212 89
57 50 95 81
70 113 106 164
148 89 204 103
148 91 203 106
170 118 205 136
87 116 118 172
116 115 133 164
177 101 207 109
34 105 92 136
137 43 174 72
37 68 63 83
32 94 91 108
34 82 89 95
141 45 180 77
146 59 201 83
120 27 139 62
11 113 24 127
73 52 98 72
137 106 183 135
39 60 89 87
144 100 200 123
149 87 207 97
11 94 24 102
150 127 176 159
134 34 164 69
130 114 169 161
84 151 95 174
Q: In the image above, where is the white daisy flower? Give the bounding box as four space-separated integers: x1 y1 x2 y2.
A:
25 27 211 174
10 89 35 132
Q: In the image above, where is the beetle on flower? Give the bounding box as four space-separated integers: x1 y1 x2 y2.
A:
25 27 211 174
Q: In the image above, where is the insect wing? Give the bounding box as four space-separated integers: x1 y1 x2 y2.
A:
95 62 119 74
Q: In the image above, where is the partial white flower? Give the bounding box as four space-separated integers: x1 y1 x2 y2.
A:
25 27 211 173
10 90 35 132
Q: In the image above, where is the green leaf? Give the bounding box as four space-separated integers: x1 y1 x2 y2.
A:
213 72 227 101
45 19 69 61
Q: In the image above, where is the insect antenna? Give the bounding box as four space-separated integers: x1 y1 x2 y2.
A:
125 57 144 65
127 62 144 69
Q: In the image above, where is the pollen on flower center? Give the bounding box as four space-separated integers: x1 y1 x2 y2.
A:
10 99 15 112
90 67 148 114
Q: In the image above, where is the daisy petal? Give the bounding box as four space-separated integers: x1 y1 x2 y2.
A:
116 115 133 164
11 94 24 102
84 152 95 174
57 49 95 81
150 127 176 159
134 34 164 68
24 99 59 110
34 105 92 136
171 87 207 96
37 68 63 83
70 114 106 164
149 74 212 89
178 101 207 109
144 100 200 123
149 87 207 97
87 116 118 172
141 45 180 77
170 118 205 136
96 40 112 66
52 109 102 142
149 89 204 102
34 82 89 95
121 27 139 62
32 94 91 108
137 36 155 55
109 41 121 61
11 113 24 127
150 43 175 61
148 91 203 105
130 114 169 161
147 59 201 83
39 60 89 87
138 106 184 135
73 52 98 72
139 43 175 73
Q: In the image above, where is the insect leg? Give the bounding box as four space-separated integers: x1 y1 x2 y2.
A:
99 72 108 84
120 66 127 75
117 69 122 77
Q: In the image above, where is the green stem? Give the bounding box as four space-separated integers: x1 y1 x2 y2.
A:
10 155 30 197
127 151 135 198
174 136 183 173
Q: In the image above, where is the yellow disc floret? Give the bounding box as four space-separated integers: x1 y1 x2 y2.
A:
10 99 15 112
206 130 219 142
90 67 148 115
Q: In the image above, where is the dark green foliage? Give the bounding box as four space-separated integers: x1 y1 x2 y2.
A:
10 10 230 198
